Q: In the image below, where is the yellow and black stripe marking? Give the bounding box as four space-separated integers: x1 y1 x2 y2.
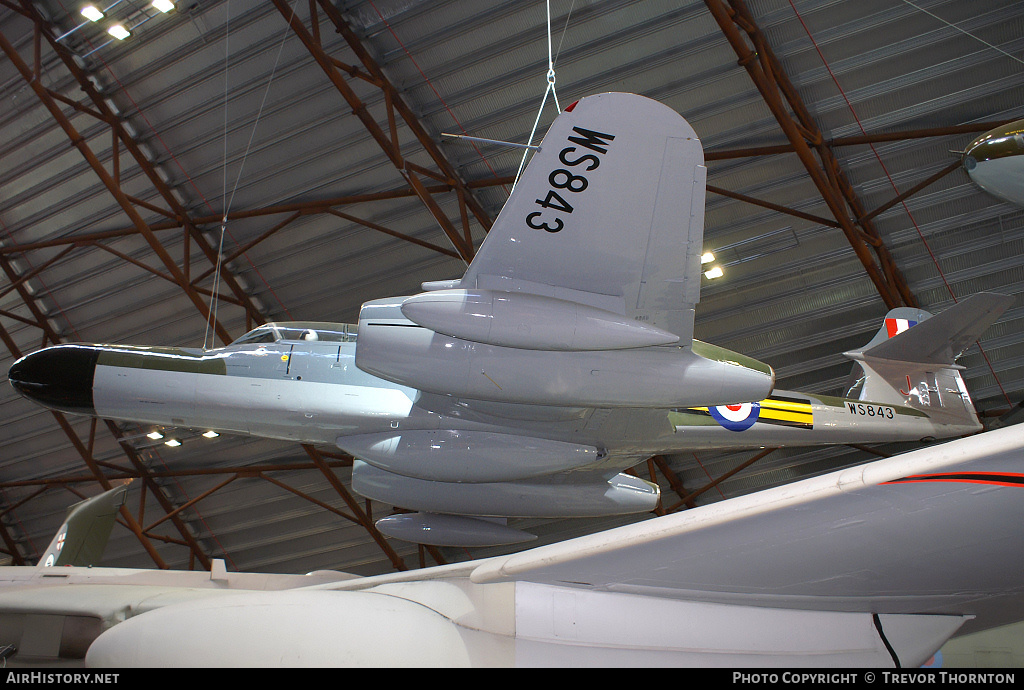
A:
757 395 814 430
674 395 814 431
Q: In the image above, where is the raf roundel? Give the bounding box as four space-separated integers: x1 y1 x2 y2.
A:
708 402 761 431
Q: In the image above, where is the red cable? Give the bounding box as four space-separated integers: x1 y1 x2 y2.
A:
367 0 510 193
787 1 1012 408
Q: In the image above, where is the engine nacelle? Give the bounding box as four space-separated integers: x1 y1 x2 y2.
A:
85 590 498 667
401 289 679 350
356 298 774 408
337 430 601 483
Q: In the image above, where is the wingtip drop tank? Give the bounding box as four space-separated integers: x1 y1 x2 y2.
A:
963 118 1024 206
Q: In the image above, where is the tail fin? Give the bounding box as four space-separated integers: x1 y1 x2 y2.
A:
843 293 1014 422
37 483 128 568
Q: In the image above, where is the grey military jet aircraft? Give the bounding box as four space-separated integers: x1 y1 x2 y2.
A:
7 93 1012 546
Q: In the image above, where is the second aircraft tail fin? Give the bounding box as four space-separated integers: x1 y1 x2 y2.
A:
37 483 129 568
843 293 1013 422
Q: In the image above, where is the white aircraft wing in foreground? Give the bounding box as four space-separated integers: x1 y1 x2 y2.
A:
469 423 1024 666
3 425 1022 667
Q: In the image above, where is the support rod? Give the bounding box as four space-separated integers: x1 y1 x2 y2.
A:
705 120 1016 161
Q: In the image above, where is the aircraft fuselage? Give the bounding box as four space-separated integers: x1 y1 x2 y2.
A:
8 327 978 461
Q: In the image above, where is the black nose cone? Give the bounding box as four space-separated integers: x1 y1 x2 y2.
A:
9 345 99 415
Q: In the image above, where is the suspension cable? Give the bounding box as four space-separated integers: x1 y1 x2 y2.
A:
204 0 297 349
514 0 565 189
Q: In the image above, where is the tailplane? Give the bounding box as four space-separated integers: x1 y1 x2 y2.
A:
843 293 1014 424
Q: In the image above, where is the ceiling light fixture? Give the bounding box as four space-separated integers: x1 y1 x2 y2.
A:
80 5 104 22
701 251 715 264
164 438 182 447
202 430 219 439
107 24 130 40
151 0 175 12
146 431 164 440
703 266 724 279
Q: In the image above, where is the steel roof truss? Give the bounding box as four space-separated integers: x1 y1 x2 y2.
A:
705 0 917 309
274 0 496 264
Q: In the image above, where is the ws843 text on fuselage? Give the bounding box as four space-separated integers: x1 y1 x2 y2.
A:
847 402 895 419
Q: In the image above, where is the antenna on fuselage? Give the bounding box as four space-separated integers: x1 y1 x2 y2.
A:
440 133 539 151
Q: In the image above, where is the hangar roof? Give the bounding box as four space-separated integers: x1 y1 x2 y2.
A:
1 0 1022 575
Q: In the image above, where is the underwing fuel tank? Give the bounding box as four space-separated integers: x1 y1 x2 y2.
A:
356 297 774 408
374 512 538 547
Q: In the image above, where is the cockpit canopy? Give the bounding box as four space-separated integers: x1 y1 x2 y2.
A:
231 322 358 345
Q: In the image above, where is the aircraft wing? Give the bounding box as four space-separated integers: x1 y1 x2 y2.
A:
459 92 707 341
470 423 1024 637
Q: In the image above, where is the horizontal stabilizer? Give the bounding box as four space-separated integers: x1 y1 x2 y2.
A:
850 293 1014 366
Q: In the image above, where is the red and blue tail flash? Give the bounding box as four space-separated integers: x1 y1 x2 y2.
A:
885 317 918 338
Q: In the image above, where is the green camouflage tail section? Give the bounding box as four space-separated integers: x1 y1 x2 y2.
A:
38 484 128 568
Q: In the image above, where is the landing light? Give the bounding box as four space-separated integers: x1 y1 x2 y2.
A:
107 24 130 40
80 5 103 22
704 266 724 279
